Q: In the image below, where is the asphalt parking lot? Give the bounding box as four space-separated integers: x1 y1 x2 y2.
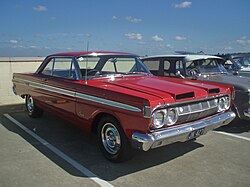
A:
0 104 250 187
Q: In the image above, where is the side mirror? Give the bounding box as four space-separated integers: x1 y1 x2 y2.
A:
176 71 185 79
192 73 202 80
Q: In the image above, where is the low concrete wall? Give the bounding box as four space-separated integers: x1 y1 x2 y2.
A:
0 57 45 105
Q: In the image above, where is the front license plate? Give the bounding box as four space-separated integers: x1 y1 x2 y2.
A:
188 128 205 139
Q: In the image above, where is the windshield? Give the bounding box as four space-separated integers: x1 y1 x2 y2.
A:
76 55 151 79
233 56 250 68
186 58 228 74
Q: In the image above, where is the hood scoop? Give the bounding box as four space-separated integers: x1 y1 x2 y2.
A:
176 92 194 100
208 88 220 94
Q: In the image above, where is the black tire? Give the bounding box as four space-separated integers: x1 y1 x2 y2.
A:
230 105 241 125
25 95 43 118
97 116 134 162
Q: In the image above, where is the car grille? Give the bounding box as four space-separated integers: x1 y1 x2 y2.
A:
175 99 218 123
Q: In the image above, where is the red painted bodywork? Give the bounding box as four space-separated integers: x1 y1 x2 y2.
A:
12 51 234 140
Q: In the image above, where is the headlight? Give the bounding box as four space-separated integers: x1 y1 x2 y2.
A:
152 108 178 129
218 97 225 112
217 96 230 112
152 109 166 129
224 96 230 110
166 108 178 126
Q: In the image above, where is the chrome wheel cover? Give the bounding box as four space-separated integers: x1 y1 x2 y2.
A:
101 123 121 155
27 96 34 113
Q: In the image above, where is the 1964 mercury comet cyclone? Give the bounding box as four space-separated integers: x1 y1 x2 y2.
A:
12 51 236 162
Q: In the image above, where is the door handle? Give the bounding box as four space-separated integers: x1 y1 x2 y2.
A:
41 78 48 81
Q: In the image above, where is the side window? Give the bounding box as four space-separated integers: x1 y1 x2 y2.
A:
163 60 170 71
186 61 196 69
142 59 160 75
164 60 174 76
41 59 54 76
225 60 233 65
176 60 184 73
41 58 75 79
224 60 234 70
143 59 160 71
200 59 218 68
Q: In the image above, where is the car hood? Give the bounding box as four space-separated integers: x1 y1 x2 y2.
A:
101 75 222 103
200 74 250 92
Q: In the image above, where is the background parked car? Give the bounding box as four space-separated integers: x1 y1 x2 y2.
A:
218 53 250 77
141 54 250 122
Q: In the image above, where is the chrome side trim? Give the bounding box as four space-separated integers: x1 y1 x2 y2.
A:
14 78 75 97
14 78 141 112
131 111 236 151
76 92 141 112
43 84 75 97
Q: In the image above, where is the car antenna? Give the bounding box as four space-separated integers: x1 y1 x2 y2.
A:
84 41 89 85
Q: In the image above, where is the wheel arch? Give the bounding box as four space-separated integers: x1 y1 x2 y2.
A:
91 112 121 134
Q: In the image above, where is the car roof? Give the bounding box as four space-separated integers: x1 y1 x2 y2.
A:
142 54 223 62
231 53 250 58
48 51 136 57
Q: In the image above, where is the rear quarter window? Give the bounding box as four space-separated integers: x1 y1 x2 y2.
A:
41 57 76 79
143 59 160 71
143 59 160 75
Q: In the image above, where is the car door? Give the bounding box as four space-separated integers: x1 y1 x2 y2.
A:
34 57 77 119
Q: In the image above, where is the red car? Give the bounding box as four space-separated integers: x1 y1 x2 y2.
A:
12 51 235 162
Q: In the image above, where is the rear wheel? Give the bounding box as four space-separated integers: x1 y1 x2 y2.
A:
97 116 134 162
25 95 43 118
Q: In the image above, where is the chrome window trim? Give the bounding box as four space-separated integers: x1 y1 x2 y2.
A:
14 78 141 113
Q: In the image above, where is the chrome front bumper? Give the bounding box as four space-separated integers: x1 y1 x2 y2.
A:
244 109 250 118
131 111 236 151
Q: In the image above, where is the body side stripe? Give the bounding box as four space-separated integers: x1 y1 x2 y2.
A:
75 92 141 112
14 78 142 112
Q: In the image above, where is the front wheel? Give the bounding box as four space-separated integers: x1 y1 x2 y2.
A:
97 116 134 162
25 95 43 118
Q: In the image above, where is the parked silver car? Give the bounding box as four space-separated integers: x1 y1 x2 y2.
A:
141 54 250 121
218 53 250 77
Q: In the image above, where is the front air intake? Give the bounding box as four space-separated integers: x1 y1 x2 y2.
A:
176 92 194 100
208 88 220 94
